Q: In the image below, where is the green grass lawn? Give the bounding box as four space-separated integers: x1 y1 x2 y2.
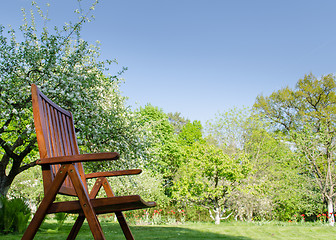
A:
2 221 336 239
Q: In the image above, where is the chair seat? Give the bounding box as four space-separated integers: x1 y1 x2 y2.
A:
48 195 156 214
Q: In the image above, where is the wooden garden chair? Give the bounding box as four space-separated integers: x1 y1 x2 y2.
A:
22 84 156 240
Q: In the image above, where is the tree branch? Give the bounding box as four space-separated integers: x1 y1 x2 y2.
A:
0 117 12 134
0 137 20 159
208 209 214 220
18 138 36 159
18 160 37 175
220 212 233 220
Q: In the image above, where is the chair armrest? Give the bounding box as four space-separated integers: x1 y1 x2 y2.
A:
85 169 142 179
36 152 120 165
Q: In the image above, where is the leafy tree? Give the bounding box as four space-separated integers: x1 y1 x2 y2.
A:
242 125 321 221
292 122 336 220
139 107 212 200
206 108 319 221
229 126 277 221
0 1 146 196
106 170 169 205
173 142 250 224
138 105 174 147
137 105 182 194
178 120 204 147
205 108 258 221
206 108 250 153
254 73 336 225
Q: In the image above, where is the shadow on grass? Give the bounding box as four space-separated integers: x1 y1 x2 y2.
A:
129 225 252 240
2 222 252 240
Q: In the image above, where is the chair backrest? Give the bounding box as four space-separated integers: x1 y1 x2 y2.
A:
31 84 87 196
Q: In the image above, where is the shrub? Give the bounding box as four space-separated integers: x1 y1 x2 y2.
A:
7 166 44 213
0 196 31 234
54 212 68 230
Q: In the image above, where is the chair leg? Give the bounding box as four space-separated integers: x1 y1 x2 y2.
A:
66 215 85 240
21 205 47 240
68 165 106 240
22 164 70 240
115 212 135 240
101 177 135 240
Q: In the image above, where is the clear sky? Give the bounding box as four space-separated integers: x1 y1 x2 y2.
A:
2 0 336 123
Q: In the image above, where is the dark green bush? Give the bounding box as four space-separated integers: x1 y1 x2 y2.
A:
0 196 31 234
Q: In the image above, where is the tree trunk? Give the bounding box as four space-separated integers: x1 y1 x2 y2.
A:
327 198 335 226
0 141 36 197
0 174 11 197
214 207 221 225
247 207 253 221
0 153 12 196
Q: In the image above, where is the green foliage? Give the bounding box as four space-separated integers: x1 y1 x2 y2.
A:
88 169 169 206
178 120 204 146
206 108 250 151
54 212 68 230
254 73 336 133
7 166 43 211
137 105 183 185
0 196 31 234
138 104 174 145
254 73 336 225
205 107 321 221
173 141 251 223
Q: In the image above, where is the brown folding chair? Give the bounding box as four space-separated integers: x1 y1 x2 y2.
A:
22 84 156 240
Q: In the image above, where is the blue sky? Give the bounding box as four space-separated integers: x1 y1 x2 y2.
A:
2 1 336 123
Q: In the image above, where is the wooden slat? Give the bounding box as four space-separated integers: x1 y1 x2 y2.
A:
51 107 59 157
41 99 52 158
85 169 142 179
47 195 156 214
37 152 120 165
46 103 56 157
45 103 55 179
59 114 72 190
55 111 74 191
61 115 72 188
65 116 75 155
61 114 71 156
54 109 65 156
58 111 67 156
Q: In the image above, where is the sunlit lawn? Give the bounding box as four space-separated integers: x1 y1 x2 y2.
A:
2 220 336 239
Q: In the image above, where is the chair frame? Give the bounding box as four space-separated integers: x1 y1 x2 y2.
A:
22 84 156 240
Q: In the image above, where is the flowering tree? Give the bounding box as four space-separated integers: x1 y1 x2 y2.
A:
0 1 148 196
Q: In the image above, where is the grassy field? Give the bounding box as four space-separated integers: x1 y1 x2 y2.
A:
2 221 336 239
